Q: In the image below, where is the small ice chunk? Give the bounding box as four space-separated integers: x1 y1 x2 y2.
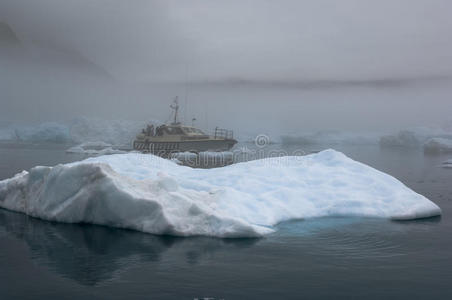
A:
66 142 125 155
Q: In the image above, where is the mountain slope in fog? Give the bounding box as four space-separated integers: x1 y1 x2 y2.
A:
0 21 20 45
0 21 25 58
0 21 111 78
0 21 122 123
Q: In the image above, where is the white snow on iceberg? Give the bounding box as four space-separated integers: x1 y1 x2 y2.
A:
0 150 441 238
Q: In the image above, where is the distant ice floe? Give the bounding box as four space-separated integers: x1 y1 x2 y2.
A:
379 130 422 148
443 159 452 168
0 118 161 147
66 142 126 155
424 138 452 154
0 150 441 238
2 118 452 155
69 117 161 146
0 122 71 143
379 127 452 149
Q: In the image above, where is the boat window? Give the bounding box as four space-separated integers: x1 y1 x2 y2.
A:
165 127 184 135
179 127 204 135
193 129 205 134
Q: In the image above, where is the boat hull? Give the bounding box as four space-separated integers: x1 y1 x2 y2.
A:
133 138 237 154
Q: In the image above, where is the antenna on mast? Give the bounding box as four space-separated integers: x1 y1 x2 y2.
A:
184 63 188 124
170 96 179 125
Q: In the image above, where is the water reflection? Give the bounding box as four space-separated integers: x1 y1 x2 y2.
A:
0 209 259 286
394 215 442 223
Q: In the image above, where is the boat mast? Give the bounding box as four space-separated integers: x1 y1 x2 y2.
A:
170 96 179 124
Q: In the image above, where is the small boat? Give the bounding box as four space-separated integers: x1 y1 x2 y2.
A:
133 97 237 154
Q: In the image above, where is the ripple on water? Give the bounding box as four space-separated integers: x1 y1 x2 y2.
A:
270 217 443 264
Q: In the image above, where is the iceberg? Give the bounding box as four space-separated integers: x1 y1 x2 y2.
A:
424 138 452 154
69 117 161 146
379 130 422 148
12 122 71 143
379 127 452 148
0 117 162 146
0 150 441 238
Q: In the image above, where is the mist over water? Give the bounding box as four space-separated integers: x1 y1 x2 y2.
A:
1 0 452 134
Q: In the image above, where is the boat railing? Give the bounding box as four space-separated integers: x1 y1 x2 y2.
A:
214 127 234 139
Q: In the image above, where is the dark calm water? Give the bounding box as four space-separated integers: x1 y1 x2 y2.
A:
1 142 451 299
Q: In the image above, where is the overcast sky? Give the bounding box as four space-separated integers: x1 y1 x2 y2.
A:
1 0 451 130
2 0 452 82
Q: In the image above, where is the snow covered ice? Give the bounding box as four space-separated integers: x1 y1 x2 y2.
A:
0 150 441 238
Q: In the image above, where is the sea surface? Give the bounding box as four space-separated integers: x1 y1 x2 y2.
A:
0 141 451 299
